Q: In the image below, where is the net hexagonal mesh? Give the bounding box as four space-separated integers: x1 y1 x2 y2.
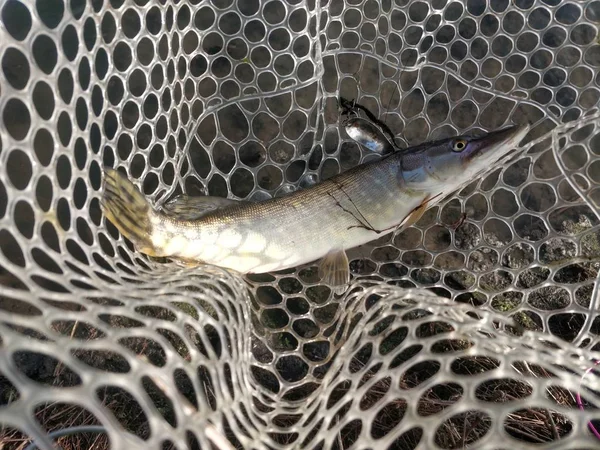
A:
1 0 600 448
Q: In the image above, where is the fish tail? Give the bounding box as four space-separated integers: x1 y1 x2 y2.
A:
101 168 158 255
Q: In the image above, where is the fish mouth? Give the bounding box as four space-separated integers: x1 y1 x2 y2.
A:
463 124 530 164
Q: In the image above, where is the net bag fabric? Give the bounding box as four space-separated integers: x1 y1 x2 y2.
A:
0 0 600 448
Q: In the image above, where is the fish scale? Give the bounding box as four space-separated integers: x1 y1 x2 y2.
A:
151 154 423 273
102 125 529 289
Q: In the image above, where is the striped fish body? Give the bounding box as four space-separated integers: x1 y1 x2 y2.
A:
102 125 527 287
151 153 425 273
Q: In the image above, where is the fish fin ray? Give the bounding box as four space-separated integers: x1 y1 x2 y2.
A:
396 192 444 234
396 196 431 233
161 195 242 220
318 249 350 294
101 168 158 256
171 257 205 268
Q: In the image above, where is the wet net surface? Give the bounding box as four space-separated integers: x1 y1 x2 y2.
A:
0 0 600 448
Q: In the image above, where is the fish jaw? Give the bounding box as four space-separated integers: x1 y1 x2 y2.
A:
453 125 530 193
461 124 530 168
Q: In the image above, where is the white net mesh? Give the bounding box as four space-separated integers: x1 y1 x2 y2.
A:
1 0 600 448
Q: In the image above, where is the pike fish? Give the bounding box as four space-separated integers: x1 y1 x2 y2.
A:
102 125 529 292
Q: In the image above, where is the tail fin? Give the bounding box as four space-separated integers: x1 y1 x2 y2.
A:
101 168 157 255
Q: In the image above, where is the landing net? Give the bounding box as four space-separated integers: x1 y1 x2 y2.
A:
0 0 600 448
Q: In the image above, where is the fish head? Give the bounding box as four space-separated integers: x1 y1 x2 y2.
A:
400 125 530 192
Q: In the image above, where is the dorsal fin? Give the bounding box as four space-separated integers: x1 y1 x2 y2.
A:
160 194 243 220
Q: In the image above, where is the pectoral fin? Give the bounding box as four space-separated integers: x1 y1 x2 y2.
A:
399 202 428 231
397 194 441 233
318 249 350 295
161 195 242 220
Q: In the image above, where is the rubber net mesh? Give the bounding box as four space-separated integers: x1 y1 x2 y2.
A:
1 0 600 448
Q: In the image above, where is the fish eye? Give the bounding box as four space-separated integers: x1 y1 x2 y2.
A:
452 139 467 152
